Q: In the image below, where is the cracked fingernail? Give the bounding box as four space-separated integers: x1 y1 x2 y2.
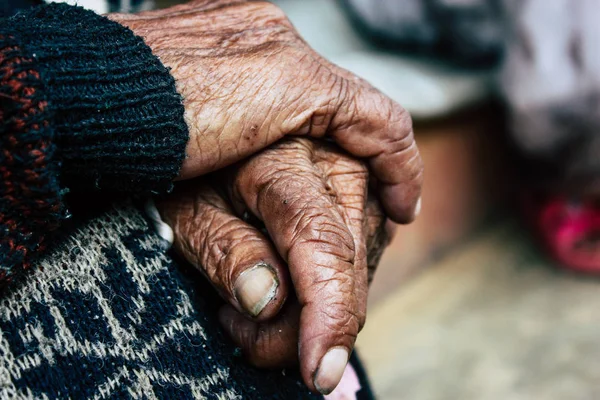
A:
234 263 277 317
314 347 349 395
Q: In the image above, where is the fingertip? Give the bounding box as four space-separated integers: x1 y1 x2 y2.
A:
234 262 285 320
313 347 350 395
296 299 360 393
379 184 422 224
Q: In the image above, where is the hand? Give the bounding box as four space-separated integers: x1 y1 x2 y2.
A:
109 0 423 224
157 138 394 394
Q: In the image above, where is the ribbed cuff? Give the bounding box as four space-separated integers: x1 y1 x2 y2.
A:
0 32 64 283
8 3 189 194
0 3 188 284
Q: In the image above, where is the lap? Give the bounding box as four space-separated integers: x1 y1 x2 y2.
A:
0 201 320 399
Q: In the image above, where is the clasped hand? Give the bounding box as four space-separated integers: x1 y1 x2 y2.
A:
110 1 423 394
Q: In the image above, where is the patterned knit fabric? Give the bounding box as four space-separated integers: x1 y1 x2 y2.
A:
0 4 188 285
0 202 323 399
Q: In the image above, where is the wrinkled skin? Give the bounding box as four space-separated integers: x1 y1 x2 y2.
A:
109 0 419 393
109 0 423 224
158 138 394 392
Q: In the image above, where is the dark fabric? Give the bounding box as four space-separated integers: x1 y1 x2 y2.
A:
6 3 188 193
0 31 66 284
0 0 42 18
350 352 376 400
0 3 188 285
338 0 505 69
0 202 324 399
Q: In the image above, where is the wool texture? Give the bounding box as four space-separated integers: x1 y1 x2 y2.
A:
6 4 188 193
0 202 324 400
0 3 188 285
0 33 65 284
0 0 42 18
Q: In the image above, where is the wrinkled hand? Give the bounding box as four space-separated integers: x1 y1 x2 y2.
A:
109 0 423 224
157 138 393 394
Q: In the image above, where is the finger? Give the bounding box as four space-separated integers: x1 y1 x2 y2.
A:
328 86 424 224
157 182 289 320
303 48 424 224
218 302 301 368
365 194 393 284
290 74 424 224
313 144 370 335
232 141 359 394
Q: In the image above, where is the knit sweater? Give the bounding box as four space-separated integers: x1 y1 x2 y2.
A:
0 3 188 285
0 201 328 399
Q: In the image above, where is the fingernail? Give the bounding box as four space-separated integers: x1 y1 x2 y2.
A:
314 347 349 395
234 263 278 317
414 197 422 218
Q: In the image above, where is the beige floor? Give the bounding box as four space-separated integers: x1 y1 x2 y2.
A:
358 221 600 400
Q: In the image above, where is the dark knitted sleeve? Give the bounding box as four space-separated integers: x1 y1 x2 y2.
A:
0 4 189 284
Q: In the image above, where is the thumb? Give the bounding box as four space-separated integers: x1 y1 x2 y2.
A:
157 182 290 320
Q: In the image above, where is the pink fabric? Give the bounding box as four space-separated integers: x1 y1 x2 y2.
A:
324 363 361 400
526 196 600 272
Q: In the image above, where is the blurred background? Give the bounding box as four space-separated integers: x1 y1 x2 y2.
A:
266 1 600 399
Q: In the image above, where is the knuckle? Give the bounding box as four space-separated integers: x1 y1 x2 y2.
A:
384 118 414 152
208 226 261 281
401 148 425 187
193 208 257 284
254 169 300 206
329 74 350 108
259 2 288 22
378 96 413 135
251 1 295 30
394 103 413 134
385 132 424 184
292 212 356 263
253 334 275 363
349 158 369 175
322 149 368 177
254 171 319 214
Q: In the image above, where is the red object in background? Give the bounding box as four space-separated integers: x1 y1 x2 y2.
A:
527 196 600 273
